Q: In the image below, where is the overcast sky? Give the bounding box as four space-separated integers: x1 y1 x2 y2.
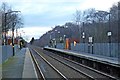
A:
1 0 119 42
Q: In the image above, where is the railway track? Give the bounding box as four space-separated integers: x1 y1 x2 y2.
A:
29 49 45 80
33 46 117 80
43 50 117 80
29 48 67 80
30 47 94 79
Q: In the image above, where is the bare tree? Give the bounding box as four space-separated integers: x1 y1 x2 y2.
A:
1 2 24 45
110 4 118 21
94 10 109 23
73 10 83 25
83 8 96 23
1 2 23 32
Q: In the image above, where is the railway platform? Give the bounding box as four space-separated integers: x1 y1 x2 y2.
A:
44 47 119 67
2 48 37 79
44 47 120 78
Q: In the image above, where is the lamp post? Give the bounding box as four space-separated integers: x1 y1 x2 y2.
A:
107 31 112 57
82 32 85 52
98 11 112 57
4 11 21 56
58 31 60 42
107 12 112 57
64 35 66 49
82 22 85 52
54 29 58 48
49 31 53 47
118 2 120 60
12 11 21 56
96 10 112 56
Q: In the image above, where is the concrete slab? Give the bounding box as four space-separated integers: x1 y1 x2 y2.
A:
2 48 26 78
2 48 37 79
45 47 120 67
22 48 37 78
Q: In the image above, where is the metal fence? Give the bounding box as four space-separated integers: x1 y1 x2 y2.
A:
0 45 19 64
56 43 119 58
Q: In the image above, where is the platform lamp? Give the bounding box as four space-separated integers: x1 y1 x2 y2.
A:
107 12 112 57
5 11 21 56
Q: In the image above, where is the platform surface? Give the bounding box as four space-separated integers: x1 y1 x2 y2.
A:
2 48 37 79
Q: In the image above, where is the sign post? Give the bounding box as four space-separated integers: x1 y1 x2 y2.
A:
88 37 94 54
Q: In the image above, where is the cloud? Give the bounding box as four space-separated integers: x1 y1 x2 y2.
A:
1 0 119 14
79 0 119 11
1 0 82 15
1 0 119 42
19 26 52 41
1 0 84 3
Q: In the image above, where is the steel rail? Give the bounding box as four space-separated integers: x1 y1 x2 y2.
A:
33 49 68 80
29 49 45 80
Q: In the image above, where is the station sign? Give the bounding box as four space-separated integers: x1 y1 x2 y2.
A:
107 31 112 36
89 37 93 43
